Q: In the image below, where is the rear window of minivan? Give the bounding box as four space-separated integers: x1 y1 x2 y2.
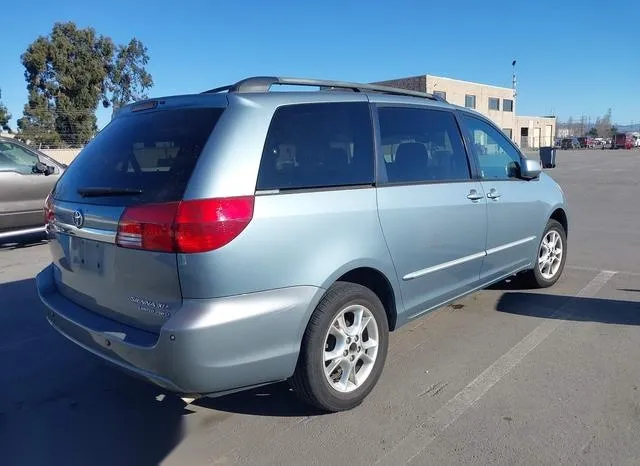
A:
53 107 224 205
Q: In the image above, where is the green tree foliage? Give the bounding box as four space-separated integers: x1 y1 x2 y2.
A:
0 89 11 131
17 91 61 146
108 39 153 110
17 22 152 147
587 127 598 137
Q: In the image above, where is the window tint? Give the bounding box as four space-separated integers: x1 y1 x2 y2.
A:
465 94 476 109
503 99 514 112
257 103 374 190
378 107 471 183
53 107 223 205
488 97 500 111
0 141 40 174
460 114 522 179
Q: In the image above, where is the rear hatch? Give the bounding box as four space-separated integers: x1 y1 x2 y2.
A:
47 101 225 333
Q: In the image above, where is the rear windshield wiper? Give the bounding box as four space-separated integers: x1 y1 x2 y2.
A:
77 187 143 197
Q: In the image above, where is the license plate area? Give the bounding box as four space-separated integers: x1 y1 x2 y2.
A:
69 236 105 275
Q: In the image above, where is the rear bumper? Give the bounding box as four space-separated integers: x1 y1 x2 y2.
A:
37 264 324 395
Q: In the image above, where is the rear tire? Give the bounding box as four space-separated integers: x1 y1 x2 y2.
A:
522 219 567 288
290 281 389 412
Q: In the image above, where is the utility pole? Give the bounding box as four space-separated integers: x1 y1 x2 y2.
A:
512 60 517 98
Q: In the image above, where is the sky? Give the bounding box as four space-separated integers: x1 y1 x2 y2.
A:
1 0 638 131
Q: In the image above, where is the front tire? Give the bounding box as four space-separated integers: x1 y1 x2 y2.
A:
290 282 389 412
522 219 567 288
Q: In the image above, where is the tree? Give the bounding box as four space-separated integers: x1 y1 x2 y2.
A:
0 88 10 132
17 22 152 146
16 90 61 147
587 127 598 137
107 39 153 110
596 108 612 138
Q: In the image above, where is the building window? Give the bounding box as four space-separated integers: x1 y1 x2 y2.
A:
502 128 513 139
488 97 500 111
503 99 514 112
465 94 476 109
434 90 447 101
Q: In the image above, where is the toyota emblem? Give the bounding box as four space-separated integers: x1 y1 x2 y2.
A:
72 210 84 228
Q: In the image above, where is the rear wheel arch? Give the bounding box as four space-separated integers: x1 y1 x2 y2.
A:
336 267 399 331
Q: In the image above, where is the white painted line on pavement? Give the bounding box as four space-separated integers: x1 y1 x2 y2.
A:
568 264 640 276
375 270 617 465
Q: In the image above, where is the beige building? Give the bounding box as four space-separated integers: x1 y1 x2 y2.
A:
372 74 555 149
516 115 556 149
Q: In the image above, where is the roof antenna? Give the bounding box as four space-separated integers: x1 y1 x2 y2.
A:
512 60 517 98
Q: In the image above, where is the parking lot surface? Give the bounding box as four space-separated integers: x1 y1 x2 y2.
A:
1 149 639 466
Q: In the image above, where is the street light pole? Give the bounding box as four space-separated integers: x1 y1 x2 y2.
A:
512 60 517 98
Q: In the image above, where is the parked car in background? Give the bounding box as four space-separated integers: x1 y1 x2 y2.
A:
612 133 633 149
37 76 569 412
577 136 594 148
560 137 579 149
0 137 66 242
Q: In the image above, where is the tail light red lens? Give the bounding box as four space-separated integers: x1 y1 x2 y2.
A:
116 196 254 253
116 202 179 252
44 193 55 224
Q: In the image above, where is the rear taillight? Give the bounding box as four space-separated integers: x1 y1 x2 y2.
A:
116 196 254 253
116 202 179 252
44 193 55 225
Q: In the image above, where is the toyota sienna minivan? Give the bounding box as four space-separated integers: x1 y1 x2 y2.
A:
37 76 568 412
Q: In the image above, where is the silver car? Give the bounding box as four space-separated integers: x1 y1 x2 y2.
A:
37 77 568 412
0 137 65 242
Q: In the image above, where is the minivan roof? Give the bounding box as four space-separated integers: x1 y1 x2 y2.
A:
116 76 483 118
114 93 228 119
201 76 447 101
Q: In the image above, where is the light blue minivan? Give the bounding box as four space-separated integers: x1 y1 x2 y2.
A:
37 77 568 412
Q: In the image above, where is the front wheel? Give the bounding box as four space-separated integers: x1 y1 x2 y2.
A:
522 219 567 288
290 282 389 412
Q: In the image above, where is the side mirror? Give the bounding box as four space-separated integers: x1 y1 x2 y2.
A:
34 161 48 174
520 158 542 179
34 161 56 176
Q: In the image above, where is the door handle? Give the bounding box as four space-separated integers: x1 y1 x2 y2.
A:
467 189 484 201
487 189 501 200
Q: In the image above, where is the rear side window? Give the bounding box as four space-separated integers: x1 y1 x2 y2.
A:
257 102 374 191
53 107 224 205
378 107 471 183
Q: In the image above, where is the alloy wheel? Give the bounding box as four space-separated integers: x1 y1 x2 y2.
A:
323 304 379 393
538 230 563 280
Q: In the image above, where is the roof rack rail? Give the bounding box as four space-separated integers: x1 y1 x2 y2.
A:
202 76 446 102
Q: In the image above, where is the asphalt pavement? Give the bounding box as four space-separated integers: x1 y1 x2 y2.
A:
1 149 639 466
